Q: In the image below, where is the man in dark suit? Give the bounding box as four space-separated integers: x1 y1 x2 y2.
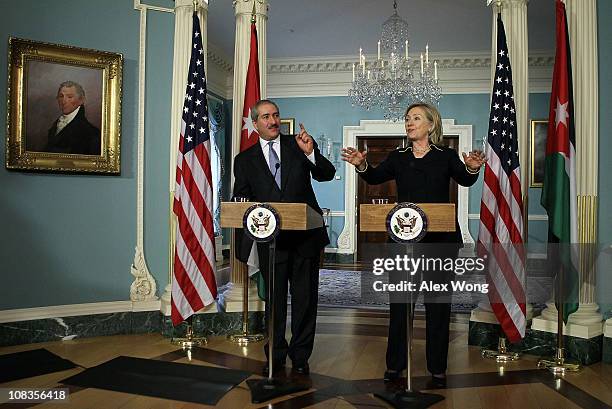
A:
45 81 101 155
233 99 335 375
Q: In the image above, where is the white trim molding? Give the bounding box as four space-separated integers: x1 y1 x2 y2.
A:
130 0 174 302
337 119 473 255
0 299 221 324
468 213 548 221
0 301 161 324
266 51 553 98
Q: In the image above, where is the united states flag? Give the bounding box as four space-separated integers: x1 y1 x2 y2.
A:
477 14 526 342
171 13 217 326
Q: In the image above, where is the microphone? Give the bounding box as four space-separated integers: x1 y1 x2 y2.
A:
265 161 281 201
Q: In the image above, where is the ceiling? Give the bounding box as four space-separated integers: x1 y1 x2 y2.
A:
207 0 555 60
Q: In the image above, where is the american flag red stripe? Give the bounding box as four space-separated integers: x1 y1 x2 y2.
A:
171 13 217 326
477 13 526 343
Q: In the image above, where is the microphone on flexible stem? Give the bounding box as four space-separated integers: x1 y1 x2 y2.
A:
266 162 281 200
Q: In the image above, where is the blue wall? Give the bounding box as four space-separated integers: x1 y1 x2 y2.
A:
276 92 551 247
0 0 175 309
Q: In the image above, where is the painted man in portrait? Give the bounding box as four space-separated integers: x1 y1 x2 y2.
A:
45 81 101 155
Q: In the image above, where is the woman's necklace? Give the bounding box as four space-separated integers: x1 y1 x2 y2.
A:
412 144 431 154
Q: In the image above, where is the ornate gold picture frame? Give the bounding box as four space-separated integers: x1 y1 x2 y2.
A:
5 37 123 173
530 119 548 187
280 118 295 135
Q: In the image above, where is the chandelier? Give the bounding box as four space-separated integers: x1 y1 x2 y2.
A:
348 0 442 121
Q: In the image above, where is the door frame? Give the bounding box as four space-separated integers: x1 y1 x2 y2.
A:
337 119 474 255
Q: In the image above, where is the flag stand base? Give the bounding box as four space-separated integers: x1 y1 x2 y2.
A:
374 390 444 409
227 332 265 345
171 324 207 350
247 378 308 404
481 337 520 362
538 348 580 374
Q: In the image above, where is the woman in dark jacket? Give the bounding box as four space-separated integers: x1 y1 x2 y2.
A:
342 102 485 385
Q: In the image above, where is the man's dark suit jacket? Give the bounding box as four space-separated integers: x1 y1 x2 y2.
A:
46 106 101 155
233 134 336 261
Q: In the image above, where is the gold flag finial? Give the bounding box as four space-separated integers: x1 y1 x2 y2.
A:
250 1 257 24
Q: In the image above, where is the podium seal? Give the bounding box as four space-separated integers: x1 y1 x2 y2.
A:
243 203 281 242
386 202 428 243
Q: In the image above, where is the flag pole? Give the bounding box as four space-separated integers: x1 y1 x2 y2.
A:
171 315 207 357
480 1 522 362
537 263 580 373
170 8 218 353
227 2 264 346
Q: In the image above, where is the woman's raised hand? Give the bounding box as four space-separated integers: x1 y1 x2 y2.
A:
462 149 487 172
341 147 368 170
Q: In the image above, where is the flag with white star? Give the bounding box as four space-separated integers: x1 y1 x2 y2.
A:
171 13 217 326
477 13 526 343
240 18 261 151
540 0 578 323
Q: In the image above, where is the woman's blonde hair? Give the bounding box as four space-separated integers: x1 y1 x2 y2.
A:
404 103 442 144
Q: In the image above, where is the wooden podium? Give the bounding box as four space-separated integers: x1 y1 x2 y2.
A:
221 201 322 403
359 202 454 408
359 203 455 233
221 202 324 230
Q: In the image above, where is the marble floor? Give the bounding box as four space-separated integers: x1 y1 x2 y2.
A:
1 307 611 408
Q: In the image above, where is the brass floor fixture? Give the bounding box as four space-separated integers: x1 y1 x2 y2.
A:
538 347 581 374
482 336 520 362
227 261 264 345
171 317 207 357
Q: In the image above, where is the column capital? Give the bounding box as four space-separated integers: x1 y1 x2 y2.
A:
234 0 268 18
496 0 528 7
175 0 208 10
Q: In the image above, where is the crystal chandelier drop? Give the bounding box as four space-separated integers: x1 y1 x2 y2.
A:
348 0 442 121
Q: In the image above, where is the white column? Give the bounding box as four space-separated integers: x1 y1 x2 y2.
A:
218 0 268 312
564 0 601 327
161 0 217 315
532 0 602 338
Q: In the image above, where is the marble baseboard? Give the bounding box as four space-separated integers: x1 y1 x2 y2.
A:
468 321 603 365
160 311 265 338
603 337 612 363
0 311 160 347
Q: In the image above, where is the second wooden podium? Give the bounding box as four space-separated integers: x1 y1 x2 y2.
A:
221 201 323 403
360 202 455 408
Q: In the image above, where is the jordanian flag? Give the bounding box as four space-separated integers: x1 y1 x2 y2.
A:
540 0 578 323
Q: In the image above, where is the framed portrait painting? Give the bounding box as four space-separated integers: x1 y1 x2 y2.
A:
280 118 295 135
5 37 123 173
530 119 548 187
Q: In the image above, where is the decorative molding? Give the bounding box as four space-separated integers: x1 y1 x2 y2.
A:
337 119 473 255
0 301 161 324
130 246 158 301
207 48 233 73
0 299 221 324
267 52 553 73
264 51 553 98
132 0 164 302
206 50 553 100
207 43 233 99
